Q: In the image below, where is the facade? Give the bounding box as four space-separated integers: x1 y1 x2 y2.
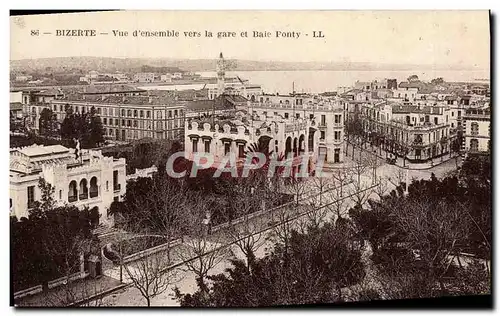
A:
134 73 155 83
185 99 345 165
360 102 453 162
10 145 126 226
184 113 316 174
51 94 186 141
463 107 490 153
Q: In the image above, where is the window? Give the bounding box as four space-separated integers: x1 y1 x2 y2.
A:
321 115 326 126
133 120 138 128
27 186 35 208
458 111 462 118
296 113 300 119
157 111 162 119
284 113 289 119
59 190 62 200
59 105 63 112
103 108 107 116
121 119 125 126
97 108 101 115
127 120 131 127
425 115 430 123
451 112 454 117
238 144 245 158
470 139 479 152
192 139 198 152
128 110 132 117
320 131 326 140
224 143 231 155
115 119 119 126
121 109 125 117
147 111 151 118
168 110 172 118
113 170 120 191
334 131 341 140
334 148 340 163
103 118 107 125
310 114 314 120
204 140 210 153
334 115 341 124
140 110 144 118
90 177 98 198
471 122 479 135
134 110 138 117
68 181 77 202
174 110 178 117
106 181 109 191
434 117 438 125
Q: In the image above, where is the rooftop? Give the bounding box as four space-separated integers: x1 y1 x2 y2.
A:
15 144 70 158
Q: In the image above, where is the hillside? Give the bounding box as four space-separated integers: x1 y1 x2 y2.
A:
10 56 483 74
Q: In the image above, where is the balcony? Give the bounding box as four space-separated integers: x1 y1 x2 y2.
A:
89 191 98 198
113 184 121 192
79 193 88 200
68 196 77 203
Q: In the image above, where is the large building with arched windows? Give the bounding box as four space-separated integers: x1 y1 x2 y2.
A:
9 144 126 226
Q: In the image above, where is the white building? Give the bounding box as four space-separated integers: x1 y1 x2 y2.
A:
134 73 155 83
464 107 490 153
10 145 126 226
160 74 173 82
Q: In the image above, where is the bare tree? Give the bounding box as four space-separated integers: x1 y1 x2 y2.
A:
226 187 268 272
123 246 179 307
348 160 373 209
176 199 230 295
285 176 310 206
130 177 191 262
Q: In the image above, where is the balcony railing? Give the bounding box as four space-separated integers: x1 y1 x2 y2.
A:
79 194 88 200
68 196 77 203
113 184 121 192
89 191 98 198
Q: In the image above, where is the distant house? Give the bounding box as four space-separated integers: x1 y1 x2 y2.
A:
133 73 155 83
15 75 33 82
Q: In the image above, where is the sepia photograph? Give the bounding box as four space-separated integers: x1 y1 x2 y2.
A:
8 10 491 308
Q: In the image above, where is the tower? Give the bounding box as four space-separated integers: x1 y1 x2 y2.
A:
216 52 225 96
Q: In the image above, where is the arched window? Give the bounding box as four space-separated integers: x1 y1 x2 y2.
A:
157 111 162 119
127 110 132 117
134 110 138 117
79 179 88 200
68 181 77 202
90 177 98 198
121 109 125 117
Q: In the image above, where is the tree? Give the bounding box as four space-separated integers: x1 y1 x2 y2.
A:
175 199 230 295
347 159 372 209
38 108 58 138
175 219 365 307
88 106 105 148
407 75 419 82
11 179 94 294
122 235 179 307
431 77 445 85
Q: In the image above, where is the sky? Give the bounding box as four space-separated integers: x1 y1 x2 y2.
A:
10 11 490 69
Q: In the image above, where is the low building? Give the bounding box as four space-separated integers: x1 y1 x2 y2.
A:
10 145 126 226
134 73 155 83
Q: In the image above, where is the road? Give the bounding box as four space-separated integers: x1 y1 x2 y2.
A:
99 154 458 306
